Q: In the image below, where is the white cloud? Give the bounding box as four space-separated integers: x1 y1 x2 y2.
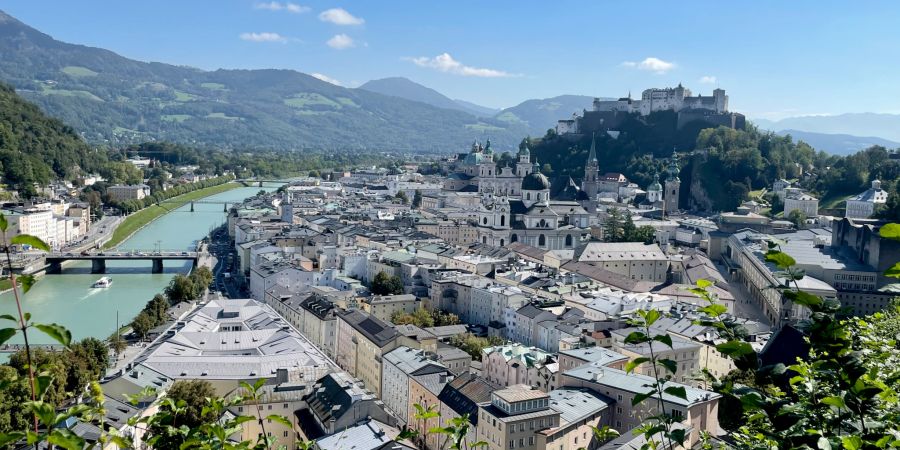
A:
699 75 717 84
239 32 287 43
254 2 309 13
408 53 518 78
311 73 343 86
318 8 364 25
326 34 355 49
621 57 676 74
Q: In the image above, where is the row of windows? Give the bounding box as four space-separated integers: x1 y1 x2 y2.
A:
508 437 535 448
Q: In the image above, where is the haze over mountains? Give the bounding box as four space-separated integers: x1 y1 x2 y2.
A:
754 113 900 154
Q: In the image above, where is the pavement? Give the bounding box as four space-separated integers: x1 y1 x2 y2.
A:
714 262 772 325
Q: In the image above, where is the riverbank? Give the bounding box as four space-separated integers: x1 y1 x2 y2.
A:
103 182 241 249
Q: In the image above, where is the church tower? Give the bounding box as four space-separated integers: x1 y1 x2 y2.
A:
581 133 600 200
516 141 533 178
647 173 662 204
664 150 681 214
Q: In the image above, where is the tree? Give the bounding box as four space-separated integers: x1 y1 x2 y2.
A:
630 225 656 244
109 334 127 360
164 274 197 302
448 333 504 359
371 271 403 295
392 307 434 328
146 380 218 449
768 194 784 217
412 189 423 209
788 209 807 228
131 311 154 341
395 191 409 204
190 266 213 291
602 208 625 242
165 380 217 427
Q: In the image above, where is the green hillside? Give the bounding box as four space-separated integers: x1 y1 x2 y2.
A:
0 10 525 152
0 82 106 195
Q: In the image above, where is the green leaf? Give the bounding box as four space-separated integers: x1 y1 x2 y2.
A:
48 429 85 450
820 396 845 409
642 309 661 326
17 274 36 294
0 213 7 233
765 250 796 269
695 279 714 288
879 223 900 241
699 304 727 317
783 290 823 307
631 391 654 406
0 328 16 346
35 323 72 348
653 334 673 348
10 235 50 252
841 435 862 450
716 340 755 357
663 386 688 400
624 331 650 345
265 414 292 428
624 357 650 374
28 401 57 427
658 358 677 374
35 375 53 399
0 432 24 447
668 428 687 446
885 262 900 279
0 314 17 322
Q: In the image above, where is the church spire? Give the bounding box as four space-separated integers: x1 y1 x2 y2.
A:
588 132 597 163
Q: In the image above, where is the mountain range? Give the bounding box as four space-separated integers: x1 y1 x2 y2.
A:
0 10 539 152
754 113 900 153
358 77 498 117
3 9 896 156
0 9 610 154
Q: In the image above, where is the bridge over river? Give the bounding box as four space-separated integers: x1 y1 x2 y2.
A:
45 251 200 274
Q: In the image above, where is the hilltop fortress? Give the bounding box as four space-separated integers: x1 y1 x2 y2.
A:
556 84 745 135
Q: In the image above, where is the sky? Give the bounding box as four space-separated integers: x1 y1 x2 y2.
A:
2 1 899 119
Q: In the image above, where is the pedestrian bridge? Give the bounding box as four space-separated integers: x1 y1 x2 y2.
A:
45 251 200 274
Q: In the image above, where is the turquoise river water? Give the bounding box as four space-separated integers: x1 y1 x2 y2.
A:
0 186 272 344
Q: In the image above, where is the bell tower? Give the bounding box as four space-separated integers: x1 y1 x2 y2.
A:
664 150 681 214
581 133 600 200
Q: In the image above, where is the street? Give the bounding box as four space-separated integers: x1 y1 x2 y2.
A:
208 226 243 298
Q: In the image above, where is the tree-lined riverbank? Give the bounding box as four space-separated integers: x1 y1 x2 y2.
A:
103 180 240 249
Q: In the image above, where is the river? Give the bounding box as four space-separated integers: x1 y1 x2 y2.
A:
0 186 272 345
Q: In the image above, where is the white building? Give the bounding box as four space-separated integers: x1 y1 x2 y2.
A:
845 180 888 219
574 242 669 283
107 184 151 202
784 191 819 218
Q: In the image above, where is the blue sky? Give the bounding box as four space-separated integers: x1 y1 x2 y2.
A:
3 1 898 119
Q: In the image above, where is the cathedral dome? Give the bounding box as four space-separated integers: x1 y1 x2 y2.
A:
522 171 550 191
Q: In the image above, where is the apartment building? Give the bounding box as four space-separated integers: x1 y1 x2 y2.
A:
334 310 400 397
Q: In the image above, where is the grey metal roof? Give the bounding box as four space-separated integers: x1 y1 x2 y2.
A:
548 388 613 424
563 365 718 407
